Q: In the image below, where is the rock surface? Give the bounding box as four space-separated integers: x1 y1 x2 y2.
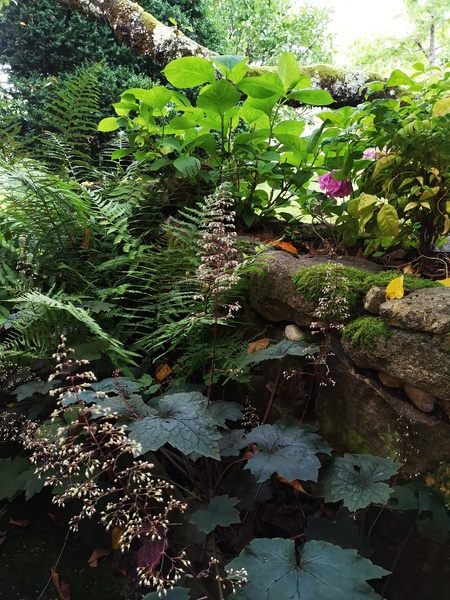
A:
316 339 450 477
379 287 450 334
342 328 450 404
404 383 436 413
250 250 382 325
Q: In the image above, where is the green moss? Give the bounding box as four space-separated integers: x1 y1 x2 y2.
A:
363 271 441 290
342 315 392 349
292 263 367 321
341 428 373 454
292 263 441 321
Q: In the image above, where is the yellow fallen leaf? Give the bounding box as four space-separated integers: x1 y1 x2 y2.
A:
385 275 404 301
155 363 172 381
111 526 125 550
437 278 450 287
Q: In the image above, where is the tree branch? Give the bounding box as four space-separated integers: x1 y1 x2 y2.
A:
55 0 379 106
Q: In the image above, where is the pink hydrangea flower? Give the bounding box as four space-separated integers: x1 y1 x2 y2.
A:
317 170 353 199
363 148 377 160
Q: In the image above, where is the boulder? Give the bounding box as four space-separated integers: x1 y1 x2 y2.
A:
379 287 450 334
342 326 450 405
316 338 450 477
250 250 382 325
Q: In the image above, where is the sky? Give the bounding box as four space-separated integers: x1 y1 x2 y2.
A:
307 0 409 65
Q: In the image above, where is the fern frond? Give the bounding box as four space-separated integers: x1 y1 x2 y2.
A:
37 63 102 180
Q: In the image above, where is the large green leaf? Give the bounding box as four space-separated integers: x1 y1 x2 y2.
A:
173 156 201 177
238 73 285 99
390 483 450 544
163 57 215 88
142 588 190 600
227 538 389 600
189 495 240 533
278 52 302 92
243 339 320 365
377 204 399 236
386 69 414 87
244 421 331 483
197 79 240 116
319 454 402 512
128 392 221 459
287 89 334 106
210 55 248 83
0 456 30 500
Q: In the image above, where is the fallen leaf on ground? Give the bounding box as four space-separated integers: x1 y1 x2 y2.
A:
155 363 173 381
51 569 70 600
247 338 270 354
111 526 125 550
88 548 110 567
385 275 404 301
437 278 450 287
9 518 30 528
277 475 309 494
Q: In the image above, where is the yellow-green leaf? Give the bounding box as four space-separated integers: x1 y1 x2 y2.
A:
385 275 404 301
432 97 450 118
377 204 399 236
404 201 418 211
437 278 450 287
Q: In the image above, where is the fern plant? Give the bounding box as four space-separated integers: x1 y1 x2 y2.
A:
36 62 102 181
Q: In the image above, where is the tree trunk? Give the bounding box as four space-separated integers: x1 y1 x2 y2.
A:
55 0 378 106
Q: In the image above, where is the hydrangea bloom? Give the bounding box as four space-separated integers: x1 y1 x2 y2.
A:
363 148 377 160
317 170 353 199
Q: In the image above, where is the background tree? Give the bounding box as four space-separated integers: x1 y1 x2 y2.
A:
205 0 334 65
0 0 223 137
348 0 450 73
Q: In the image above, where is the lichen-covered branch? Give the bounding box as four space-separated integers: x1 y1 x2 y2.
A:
54 0 379 106
56 0 216 63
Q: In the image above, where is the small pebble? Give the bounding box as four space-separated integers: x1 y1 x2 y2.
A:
404 383 436 413
284 324 304 341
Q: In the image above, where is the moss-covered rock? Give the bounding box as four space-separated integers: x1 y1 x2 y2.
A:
292 263 440 322
342 316 393 349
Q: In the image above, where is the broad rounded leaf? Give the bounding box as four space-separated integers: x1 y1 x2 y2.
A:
432 97 450 118
244 422 331 483
238 73 285 99
243 339 320 364
386 69 414 87
142 588 190 600
173 156 201 177
163 57 215 88
128 392 221 459
227 538 389 600
319 454 402 512
189 495 240 533
197 79 240 116
98 117 119 132
377 203 399 236
287 89 334 106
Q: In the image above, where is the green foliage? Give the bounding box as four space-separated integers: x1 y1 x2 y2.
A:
293 264 441 322
390 482 450 544
315 65 450 255
205 0 334 65
342 316 393 349
227 538 389 600
189 494 240 533
242 338 320 364
128 392 223 459
100 52 334 226
0 0 223 139
0 456 30 500
319 454 402 512
244 421 331 483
